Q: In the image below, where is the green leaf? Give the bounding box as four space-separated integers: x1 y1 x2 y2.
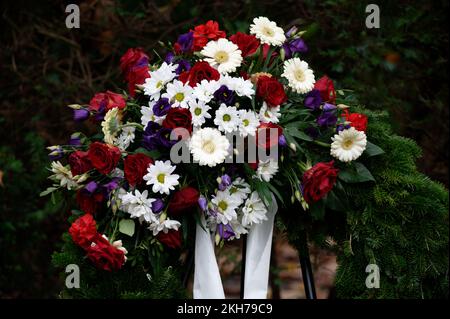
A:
324 190 346 211
133 147 161 159
119 219 135 237
309 200 325 220
339 162 375 183
365 141 385 157
285 127 313 141
39 187 57 197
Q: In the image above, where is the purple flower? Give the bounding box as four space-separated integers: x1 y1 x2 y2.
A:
85 181 98 194
152 98 171 116
175 59 191 75
304 89 322 110
214 85 235 105
152 198 165 214
285 26 298 38
175 32 194 53
164 52 175 64
69 134 82 146
305 126 320 139
283 38 308 59
317 111 337 127
217 223 235 240
278 135 287 147
198 196 208 211
156 127 177 148
73 109 89 122
103 179 120 194
48 146 64 161
142 121 162 150
323 103 336 112
218 174 232 191
336 124 351 133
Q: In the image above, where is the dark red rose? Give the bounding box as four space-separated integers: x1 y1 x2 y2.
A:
76 188 105 215
182 61 220 87
343 110 368 132
168 187 200 216
88 142 121 175
89 91 126 112
69 214 97 250
314 76 336 104
302 161 339 204
126 66 150 97
256 122 283 150
191 20 226 51
120 47 149 77
229 32 260 57
256 75 287 107
86 235 126 271
124 153 154 186
68 151 92 176
156 230 182 249
162 108 192 134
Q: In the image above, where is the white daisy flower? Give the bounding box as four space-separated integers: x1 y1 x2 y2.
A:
189 100 211 127
259 102 281 123
162 80 193 108
257 159 279 182
201 38 243 74
101 108 121 145
228 177 251 204
143 62 178 101
250 16 286 46
238 110 259 137
211 189 240 224
119 189 156 222
241 191 268 227
189 127 230 167
141 103 165 128
214 104 240 133
49 161 88 190
219 75 255 98
116 126 135 151
143 160 180 195
193 79 220 103
148 218 181 236
330 127 367 162
282 58 315 94
229 218 248 239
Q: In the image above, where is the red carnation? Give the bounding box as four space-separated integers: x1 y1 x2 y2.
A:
124 153 154 186
88 142 121 175
76 188 105 215
180 61 220 87
168 187 200 216
86 235 126 271
68 151 92 176
256 75 287 107
191 20 226 51
343 110 368 132
256 122 283 150
229 32 260 57
157 230 182 249
162 108 193 134
302 161 339 204
89 91 126 112
69 214 97 250
314 76 336 104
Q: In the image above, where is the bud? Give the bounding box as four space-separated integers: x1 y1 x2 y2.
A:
289 142 297 152
67 104 82 110
291 195 295 204
295 190 301 201
159 211 167 222
280 48 286 61
337 103 350 110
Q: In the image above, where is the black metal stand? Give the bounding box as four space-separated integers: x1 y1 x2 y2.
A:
183 249 195 288
240 234 247 299
298 233 316 299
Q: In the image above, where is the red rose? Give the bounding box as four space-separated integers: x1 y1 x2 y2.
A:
168 187 200 216
126 66 150 97
76 188 105 215
191 20 226 51
120 47 149 77
86 235 126 271
156 230 182 249
256 75 287 107
162 108 193 134
256 122 283 150
69 214 97 249
229 32 260 57
89 91 126 112
314 76 336 104
302 161 339 204
124 153 154 187
343 110 368 132
88 142 121 174
68 151 92 176
181 61 220 87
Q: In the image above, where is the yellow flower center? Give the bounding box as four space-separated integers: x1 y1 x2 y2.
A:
342 139 354 150
156 80 163 88
175 92 185 102
218 200 228 212
223 114 231 122
263 27 274 37
202 140 216 154
294 69 305 82
194 107 202 116
157 173 166 183
243 119 249 126
214 51 229 63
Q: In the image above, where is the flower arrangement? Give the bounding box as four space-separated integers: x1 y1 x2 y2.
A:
43 17 383 279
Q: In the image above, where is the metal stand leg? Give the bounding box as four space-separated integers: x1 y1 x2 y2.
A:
299 233 316 299
240 234 247 299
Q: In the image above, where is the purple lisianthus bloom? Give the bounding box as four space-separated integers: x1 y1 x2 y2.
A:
156 127 177 149
142 121 162 150
217 223 235 240
304 89 322 110
73 109 89 122
323 103 337 112
69 134 82 146
317 111 338 127
336 124 351 133
175 59 191 75
103 178 120 194
164 52 175 64
214 85 235 105
218 174 232 191
175 31 194 53
152 198 165 214
283 38 308 59
48 146 64 161
85 181 98 194
278 135 287 147
152 98 171 116
198 196 208 211
305 126 320 139
285 26 298 38
94 104 106 122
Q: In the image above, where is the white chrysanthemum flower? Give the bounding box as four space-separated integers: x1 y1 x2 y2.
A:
189 100 211 127
143 62 177 101
101 108 121 144
259 102 281 123
162 80 193 108
250 16 286 46
211 190 240 224
214 104 240 133
201 38 243 74
282 58 315 94
330 127 367 162
229 218 248 239
228 177 251 204
119 189 156 222
140 103 165 128
116 126 135 151
143 160 180 195
148 218 181 236
49 161 87 190
241 191 268 227
257 159 279 182
189 127 230 167
238 110 259 137
193 79 220 103
219 75 255 98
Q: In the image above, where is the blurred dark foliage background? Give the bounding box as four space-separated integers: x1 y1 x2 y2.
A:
0 0 448 298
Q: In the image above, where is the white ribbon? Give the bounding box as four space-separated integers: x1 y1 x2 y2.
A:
193 196 277 299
